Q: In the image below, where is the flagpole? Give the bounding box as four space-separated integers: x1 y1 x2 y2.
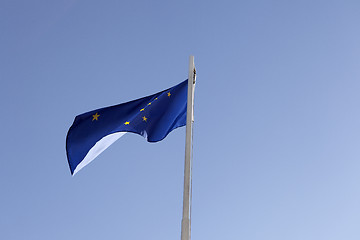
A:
181 56 196 240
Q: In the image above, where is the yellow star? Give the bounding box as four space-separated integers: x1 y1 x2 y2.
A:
167 92 171 97
92 113 100 121
155 97 158 100
124 121 130 125
148 102 152 105
140 108 145 111
142 116 147 122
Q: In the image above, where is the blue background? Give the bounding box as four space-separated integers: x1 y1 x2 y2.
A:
1 0 360 239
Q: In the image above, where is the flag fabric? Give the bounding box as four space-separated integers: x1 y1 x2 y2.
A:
66 79 188 175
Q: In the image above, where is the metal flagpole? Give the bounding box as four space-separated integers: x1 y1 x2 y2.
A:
181 56 196 240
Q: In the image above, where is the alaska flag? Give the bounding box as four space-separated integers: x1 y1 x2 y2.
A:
66 80 188 175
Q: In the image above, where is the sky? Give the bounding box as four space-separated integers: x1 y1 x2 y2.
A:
1 0 360 239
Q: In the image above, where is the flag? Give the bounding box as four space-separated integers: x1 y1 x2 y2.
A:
66 79 188 175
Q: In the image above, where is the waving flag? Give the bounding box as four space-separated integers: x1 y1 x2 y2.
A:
66 80 188 175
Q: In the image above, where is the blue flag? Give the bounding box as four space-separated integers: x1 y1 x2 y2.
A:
66 80 188 175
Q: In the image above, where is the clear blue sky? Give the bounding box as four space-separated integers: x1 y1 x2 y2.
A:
1 0 360 239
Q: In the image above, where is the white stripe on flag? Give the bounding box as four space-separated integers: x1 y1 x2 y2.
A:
73 132 126 175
